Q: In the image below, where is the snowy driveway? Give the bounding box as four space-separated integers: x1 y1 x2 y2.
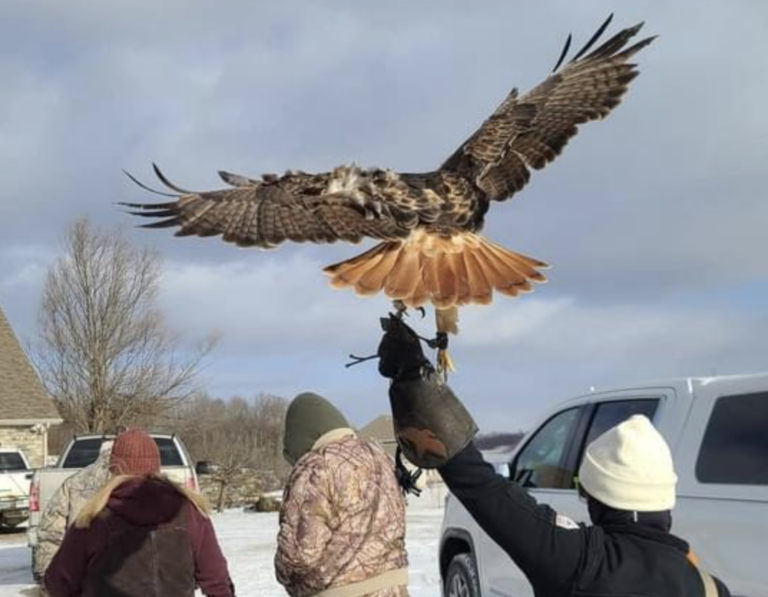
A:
0 502 444 596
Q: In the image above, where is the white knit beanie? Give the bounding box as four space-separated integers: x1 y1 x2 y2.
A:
578 415 678 512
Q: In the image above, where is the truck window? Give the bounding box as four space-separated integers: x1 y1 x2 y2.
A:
513 407 580 489
0 452 28 471
696 392 768 485
62 438 104 468
155 438 184 467
62 437 185 468
583 399 659 449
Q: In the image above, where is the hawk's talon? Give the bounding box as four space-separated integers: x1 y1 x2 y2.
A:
437 348 456 380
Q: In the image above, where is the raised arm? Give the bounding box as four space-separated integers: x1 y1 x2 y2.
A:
440 442 587 592
377 314 587 593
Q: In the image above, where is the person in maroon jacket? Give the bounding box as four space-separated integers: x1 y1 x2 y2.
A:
44 427 235 597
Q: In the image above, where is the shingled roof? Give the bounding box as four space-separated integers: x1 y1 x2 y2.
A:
359 414 398 457
359 414 395 442
0 306 61 423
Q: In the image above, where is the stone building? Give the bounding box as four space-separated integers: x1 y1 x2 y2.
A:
0 306 62 467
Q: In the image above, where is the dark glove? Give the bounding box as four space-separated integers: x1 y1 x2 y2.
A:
378 314 478 469
377 314 432 381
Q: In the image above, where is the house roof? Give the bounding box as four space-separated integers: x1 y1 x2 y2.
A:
359 414 395 442
0 306 61 423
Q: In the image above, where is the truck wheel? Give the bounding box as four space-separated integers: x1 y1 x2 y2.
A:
445 553 481 597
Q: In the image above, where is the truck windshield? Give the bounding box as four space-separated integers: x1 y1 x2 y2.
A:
0 452 28 471
154 438 184 467
62 437 185 468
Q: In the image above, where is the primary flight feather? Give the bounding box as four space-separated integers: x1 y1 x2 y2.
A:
124 15 655 370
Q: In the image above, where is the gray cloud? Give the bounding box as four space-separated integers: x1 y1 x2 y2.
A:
2 0 767 431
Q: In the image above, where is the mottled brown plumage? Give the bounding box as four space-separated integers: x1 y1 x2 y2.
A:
124 16 655 357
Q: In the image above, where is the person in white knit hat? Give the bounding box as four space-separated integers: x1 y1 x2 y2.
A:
377 319 733 597
578 414 678 511
455 413 730 597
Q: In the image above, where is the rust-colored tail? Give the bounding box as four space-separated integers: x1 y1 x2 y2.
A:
322 230 548 309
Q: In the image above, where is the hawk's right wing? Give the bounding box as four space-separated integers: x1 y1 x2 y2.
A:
441 15 656 202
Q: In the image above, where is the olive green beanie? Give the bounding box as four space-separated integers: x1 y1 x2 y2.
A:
283 392 350 465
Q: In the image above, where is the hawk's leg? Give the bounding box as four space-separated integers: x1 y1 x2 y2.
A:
426 332 455 380
434 306 458 380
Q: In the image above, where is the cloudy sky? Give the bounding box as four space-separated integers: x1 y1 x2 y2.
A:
2 1 767 432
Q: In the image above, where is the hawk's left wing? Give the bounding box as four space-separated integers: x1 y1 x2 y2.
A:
121 165 434 249
440 15 656 201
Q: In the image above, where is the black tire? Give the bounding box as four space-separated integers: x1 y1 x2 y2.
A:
445 553 481 597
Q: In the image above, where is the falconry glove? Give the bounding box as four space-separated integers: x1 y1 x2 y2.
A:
378 315 478 469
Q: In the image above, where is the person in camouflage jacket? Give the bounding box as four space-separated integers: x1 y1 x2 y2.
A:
276 392 409 597
33 442 112 582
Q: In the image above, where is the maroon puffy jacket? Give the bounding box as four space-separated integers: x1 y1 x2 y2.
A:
44 477 234 597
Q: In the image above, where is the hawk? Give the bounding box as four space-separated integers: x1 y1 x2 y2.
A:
124 15 655 372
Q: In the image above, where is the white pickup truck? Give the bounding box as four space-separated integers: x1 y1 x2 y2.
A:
439 373 768 597
27 433 199 570
0 448 32 528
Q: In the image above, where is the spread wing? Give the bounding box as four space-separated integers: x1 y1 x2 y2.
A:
441 15 656 201
122 165 439 249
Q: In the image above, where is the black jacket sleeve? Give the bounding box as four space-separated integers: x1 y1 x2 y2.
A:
439 442 588 595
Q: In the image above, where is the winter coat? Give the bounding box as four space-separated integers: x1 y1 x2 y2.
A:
275 429 409 597
34 450 112 580
440 442 731 597
44 477 234 597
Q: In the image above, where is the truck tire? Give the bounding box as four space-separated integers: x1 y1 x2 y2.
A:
445 553 481 597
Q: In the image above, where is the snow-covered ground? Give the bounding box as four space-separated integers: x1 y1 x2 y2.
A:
0 500 444 596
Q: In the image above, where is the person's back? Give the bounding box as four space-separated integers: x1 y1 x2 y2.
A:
276 392 409 597
83 477 200 596
584 521 721 595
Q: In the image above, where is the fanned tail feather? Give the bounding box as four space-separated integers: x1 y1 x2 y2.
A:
323 230 548 308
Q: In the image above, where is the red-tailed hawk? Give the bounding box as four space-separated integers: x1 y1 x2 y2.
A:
124 15 655 372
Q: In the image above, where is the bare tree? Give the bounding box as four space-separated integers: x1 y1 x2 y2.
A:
206 397 254 512
171 393 289 511
34 218 214 433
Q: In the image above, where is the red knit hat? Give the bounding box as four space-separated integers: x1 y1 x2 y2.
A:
109 428 161 476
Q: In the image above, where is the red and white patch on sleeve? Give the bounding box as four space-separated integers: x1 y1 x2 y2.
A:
555 514 579 530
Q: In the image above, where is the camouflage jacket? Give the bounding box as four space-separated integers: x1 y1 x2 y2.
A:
275 430 409 597
34 451 112 579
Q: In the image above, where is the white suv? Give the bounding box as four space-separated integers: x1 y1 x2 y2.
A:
439 373 768 597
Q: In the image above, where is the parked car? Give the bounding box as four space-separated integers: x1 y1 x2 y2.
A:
27 433 198 571
0 448 33 529
440 373 768 597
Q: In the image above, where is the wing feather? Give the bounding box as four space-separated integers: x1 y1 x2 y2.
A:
440 17 655 202
122 166 434 249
